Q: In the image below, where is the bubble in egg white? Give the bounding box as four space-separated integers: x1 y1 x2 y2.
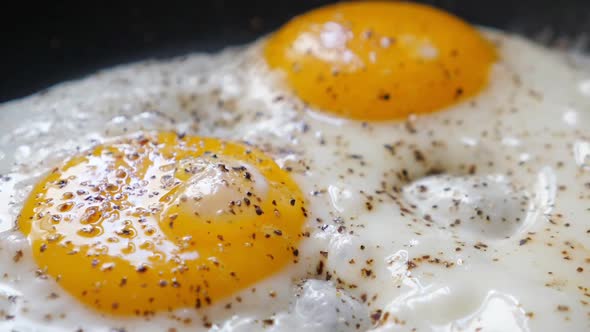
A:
402 174 532 238
212 280 369 332
327 183 360 215
448 291 530 332
287 280 370 331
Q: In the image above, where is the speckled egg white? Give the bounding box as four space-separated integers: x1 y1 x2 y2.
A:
0 23 589 332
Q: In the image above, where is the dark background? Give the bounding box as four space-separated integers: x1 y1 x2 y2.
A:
1 0 589 103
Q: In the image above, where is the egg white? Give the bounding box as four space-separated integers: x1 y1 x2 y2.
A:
0 30 589 332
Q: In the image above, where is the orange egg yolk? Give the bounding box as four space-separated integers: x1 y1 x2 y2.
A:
18 132 306 315
265 1 497 121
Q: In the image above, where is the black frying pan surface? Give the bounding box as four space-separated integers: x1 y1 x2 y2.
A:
1 0 589 103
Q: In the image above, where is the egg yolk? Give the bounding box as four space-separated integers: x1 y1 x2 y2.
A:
264 1 497 120
18 132 306 315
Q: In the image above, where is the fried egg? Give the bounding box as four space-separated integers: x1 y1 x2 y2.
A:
0 2 589 331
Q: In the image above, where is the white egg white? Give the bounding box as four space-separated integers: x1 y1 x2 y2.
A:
0 30 589 332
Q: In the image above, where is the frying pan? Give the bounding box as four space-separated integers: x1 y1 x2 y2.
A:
1 0 589 103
